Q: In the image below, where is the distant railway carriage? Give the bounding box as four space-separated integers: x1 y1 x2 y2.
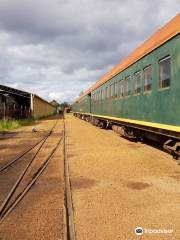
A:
72 14 180 158
73 94 91 114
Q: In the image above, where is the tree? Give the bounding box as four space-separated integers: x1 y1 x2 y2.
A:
59 102 70 109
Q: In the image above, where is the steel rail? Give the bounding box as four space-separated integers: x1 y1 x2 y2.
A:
0 119 59 173
0 133 49 173
0 134 63 224
0 119 59 216
63 119 76 240
0 134 49 216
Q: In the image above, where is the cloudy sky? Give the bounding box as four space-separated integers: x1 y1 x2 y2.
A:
0 0 179 103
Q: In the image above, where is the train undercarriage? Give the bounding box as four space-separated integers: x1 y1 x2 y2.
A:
73 112 180 160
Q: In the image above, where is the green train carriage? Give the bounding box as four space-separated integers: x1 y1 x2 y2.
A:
73 94 91 116
91 34 180 128
72 14 180 158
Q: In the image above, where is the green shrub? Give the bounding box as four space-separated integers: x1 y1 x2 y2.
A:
0 118 36 131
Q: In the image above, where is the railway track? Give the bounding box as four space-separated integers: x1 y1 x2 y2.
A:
0 133 50 173
0 116 76 240
0 119 59 173
0 127 56 173
0 119 63 224
64 120 76 240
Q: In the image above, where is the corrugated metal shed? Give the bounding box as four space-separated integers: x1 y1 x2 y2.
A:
0 84 56 119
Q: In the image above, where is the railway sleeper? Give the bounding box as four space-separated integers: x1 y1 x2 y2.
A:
163 139 180 160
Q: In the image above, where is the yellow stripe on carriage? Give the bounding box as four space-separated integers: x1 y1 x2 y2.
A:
73 112 180 133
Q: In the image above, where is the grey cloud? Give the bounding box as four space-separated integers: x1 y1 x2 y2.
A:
0 0 179 102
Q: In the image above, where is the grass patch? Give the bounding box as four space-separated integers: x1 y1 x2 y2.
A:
0 118 36 131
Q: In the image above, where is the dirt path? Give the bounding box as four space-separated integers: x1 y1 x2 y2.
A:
0 116 65 240
66 114 180 240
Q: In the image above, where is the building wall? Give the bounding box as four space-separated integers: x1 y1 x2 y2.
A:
32 95 56 119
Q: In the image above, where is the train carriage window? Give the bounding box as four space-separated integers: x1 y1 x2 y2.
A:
108 86 111 98
100 89 103 100
124 76 130 96
110 84 114 98
144 65 152 92
114 82 118 97
104 89 105 99
106 87 108 98
102 89 104 99
102 88 105 100
159 56 171 88
134 71 141 94
104 88 106 99
119 80 124 98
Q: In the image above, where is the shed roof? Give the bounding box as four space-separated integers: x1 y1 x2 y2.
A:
76 13 180 102
0 84 56 108
0 84 30 98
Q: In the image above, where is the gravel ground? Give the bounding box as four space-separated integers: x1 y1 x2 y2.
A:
66 114 180 240
0 116 56 167
0 116 65 240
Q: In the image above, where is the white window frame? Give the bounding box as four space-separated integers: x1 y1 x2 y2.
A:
134 71 141 95
144 65 152 92
159 56 171 89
